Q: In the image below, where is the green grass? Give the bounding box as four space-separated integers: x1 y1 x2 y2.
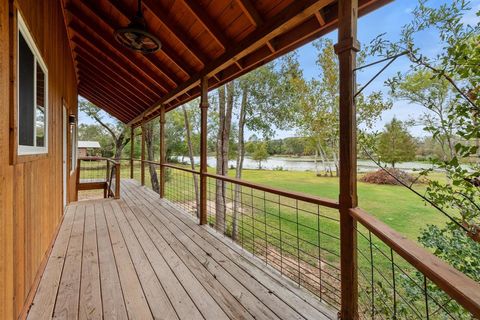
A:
234 169 446 240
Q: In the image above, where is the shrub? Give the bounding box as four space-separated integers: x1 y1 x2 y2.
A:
359 168 417 185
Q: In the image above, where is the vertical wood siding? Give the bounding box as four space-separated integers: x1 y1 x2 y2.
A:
0 0 78 318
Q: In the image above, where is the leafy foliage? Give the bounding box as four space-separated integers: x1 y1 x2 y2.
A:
377 118 417 168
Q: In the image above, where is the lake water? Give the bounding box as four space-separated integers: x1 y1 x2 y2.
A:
176 156 439 173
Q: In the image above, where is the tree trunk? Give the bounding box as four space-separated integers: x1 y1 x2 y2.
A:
215 83 234 232
113 132 130 160
182 106 200 218
232 85 247 241
144 123 159 193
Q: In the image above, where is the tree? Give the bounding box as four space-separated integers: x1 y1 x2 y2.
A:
294 39 391 176
144 121 159 193
251 142 269 169
182 103 200 216
79 99 130 160
390 70 459 161
214 82 234 232
377 118 416 168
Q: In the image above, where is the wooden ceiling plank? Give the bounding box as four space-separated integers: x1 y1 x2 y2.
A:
72 42 161 99
181 0 229 50
79 83 135 120
107 0 194 78
235 0 276 52
78 68 147 113
75 50 156 105
68 22 170 96
141 0 209 66
129 0 335 125
79 79 140 117
78 75 141 118
67 3 178 91
236 0 263 27
78 87 131 123
73 47 155 103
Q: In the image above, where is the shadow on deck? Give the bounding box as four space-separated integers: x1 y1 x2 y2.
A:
26 179 335 320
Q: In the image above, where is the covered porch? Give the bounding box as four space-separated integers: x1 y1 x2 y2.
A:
28 179 335 319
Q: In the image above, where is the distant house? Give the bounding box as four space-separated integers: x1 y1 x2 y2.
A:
78 140 101 157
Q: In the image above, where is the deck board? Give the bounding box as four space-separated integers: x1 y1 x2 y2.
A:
27 179 334 320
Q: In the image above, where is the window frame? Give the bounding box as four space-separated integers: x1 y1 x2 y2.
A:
17 13 49 156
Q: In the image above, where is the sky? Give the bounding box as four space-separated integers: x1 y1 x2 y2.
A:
80 0 480 139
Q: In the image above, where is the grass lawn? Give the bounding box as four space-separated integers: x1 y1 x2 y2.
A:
233 169 445 240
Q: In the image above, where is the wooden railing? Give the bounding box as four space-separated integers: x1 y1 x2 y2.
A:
76 157 120 199
132 159 480 318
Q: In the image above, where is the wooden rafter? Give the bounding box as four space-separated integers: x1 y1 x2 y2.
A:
78 87 131 122
79 84 135 121
107 0 194 77
236 0 263 27
181 0 229 50
77 67 147 113
141 0 209 66
129 0 335 125
68 20 170 95
67 2 178 89
72 42 160 99
75 52 156 105
78 76 142 117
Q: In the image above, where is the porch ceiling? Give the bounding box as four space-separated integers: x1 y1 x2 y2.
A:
62 0 389 125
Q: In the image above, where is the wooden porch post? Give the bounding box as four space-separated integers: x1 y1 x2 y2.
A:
159 106 166 198
141 121 146 186
335 0 359 318
199 76 209 225
130 126 134 179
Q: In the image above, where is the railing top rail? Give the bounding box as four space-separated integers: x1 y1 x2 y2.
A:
156 161 338 208
163 163 199 175
350 207 480 317
205 172 339 209
78 156 120 165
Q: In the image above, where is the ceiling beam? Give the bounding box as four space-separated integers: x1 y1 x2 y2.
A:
79 82 136 120
77 67 147 113
236 0 263 27
129 0 335 125
75 50 156 105
78 87 131 123
71 40 161 100
67 2 178 90
107 0 194 78
78 75 141 118
315 10 326 25
181 0 229 50
141 0 209 66
68 21 170 97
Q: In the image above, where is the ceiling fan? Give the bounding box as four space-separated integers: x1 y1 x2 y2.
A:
114 0 161 54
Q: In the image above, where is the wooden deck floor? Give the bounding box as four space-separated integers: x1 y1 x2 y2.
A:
27 179 335 320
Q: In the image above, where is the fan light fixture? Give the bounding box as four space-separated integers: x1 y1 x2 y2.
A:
114 0 161 54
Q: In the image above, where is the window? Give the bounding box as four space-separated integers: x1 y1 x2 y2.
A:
17 13 48 155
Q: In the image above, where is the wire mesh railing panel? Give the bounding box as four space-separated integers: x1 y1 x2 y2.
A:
205 176 341 310
164 166 200 219
355 222 470 320
78 158 108 183
132 160 142 184
119 159 131 179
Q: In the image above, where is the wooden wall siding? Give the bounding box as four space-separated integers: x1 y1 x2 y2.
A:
0 0 78 319
61 0 389 126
